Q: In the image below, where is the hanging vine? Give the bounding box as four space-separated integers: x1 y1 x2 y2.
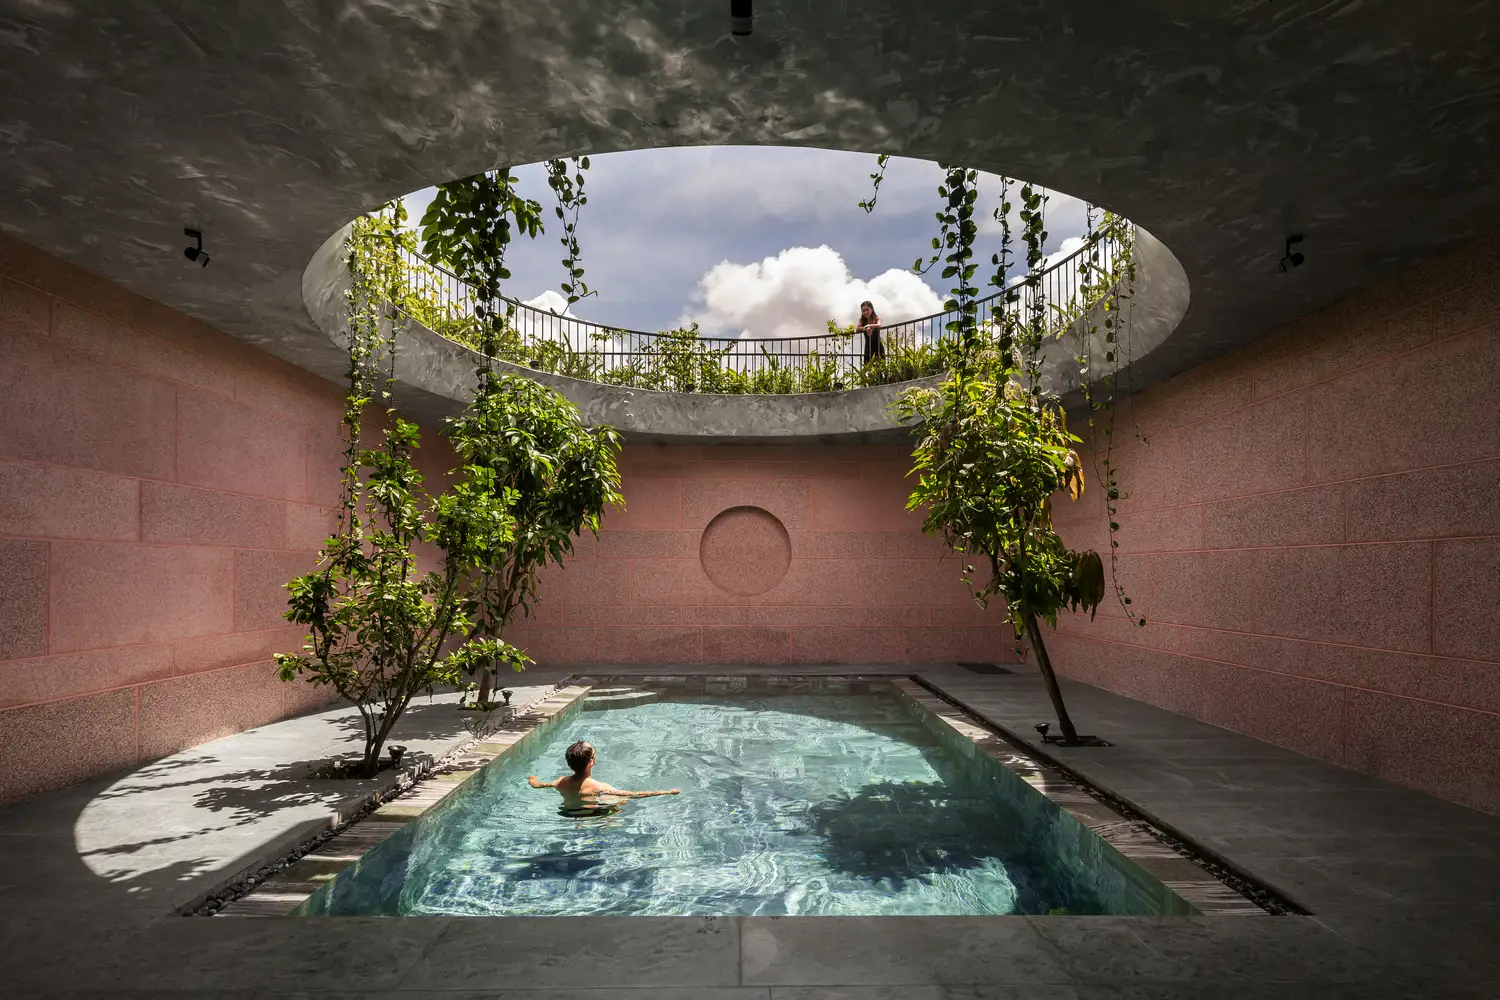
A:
546 156 595 307
986 177 1017 362
1017 182 1050 397
418 167 544 386
908 166 982 369
857 153 891 213
1090 211 1147 625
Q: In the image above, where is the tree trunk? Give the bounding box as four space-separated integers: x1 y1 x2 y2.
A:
476 668 493 706
361 736 383 778
363 707 400 777
1022 612 1080 743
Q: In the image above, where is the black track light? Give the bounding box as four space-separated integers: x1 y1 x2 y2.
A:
1278 234 1304 273
183 228 210 267
731 0 752 36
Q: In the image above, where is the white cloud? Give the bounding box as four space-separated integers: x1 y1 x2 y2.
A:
521 289 573 316
682 245 944 339
513 289 598 349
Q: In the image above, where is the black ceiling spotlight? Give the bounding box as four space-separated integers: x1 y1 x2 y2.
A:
1278 234 1304 273
730 0 752 36
183 228 210 267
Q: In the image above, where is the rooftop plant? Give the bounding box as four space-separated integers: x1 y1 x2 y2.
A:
343 159 1122 396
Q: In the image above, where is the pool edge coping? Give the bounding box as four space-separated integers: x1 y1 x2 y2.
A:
216 672 1281 918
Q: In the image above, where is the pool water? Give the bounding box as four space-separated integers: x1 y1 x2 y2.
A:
298 687 1127 916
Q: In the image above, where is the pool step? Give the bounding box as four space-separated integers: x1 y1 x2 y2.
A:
583 688 659 709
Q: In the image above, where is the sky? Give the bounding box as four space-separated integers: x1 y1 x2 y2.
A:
400 146 1094 338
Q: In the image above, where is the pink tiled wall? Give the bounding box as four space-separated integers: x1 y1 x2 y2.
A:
1053 233 1500 814
0 235 347 804
507 444 1017 667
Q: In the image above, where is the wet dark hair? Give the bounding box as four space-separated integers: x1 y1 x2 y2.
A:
565 740 595 775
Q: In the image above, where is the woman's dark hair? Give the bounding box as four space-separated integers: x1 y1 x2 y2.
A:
565 741 595 774
859 300 878 320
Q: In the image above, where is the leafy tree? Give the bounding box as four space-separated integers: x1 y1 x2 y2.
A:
894 178 1119 744
417 169 625 705
276 213 527 776
444 371 624 704
895 372 1105 741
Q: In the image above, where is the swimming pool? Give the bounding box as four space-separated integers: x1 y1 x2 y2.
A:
296 678 1198 917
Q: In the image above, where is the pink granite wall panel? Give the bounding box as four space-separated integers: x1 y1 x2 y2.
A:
1056 233 1500 815
0 235 347 804
508 441 1017 670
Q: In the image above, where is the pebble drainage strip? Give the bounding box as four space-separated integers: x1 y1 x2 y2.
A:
907 676 1306 916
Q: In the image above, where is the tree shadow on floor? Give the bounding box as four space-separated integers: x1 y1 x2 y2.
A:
326 691 516 746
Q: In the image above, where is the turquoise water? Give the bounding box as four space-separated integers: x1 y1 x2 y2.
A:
299 689 1121 916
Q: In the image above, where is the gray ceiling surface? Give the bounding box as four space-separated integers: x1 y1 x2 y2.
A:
2 0 1497 397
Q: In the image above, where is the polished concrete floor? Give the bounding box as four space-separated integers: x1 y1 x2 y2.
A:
2 665 1497 999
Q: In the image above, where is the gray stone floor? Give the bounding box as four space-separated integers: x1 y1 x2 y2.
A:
0 683 561 920
2 665 1497 999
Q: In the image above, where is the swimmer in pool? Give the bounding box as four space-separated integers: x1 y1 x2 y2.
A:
527 740 680 817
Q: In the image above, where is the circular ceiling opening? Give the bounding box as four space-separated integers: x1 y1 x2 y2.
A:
306 145 1187 406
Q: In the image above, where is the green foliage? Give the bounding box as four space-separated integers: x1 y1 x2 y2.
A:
348 165 1133 401
638 325 738 392
418 167 544 371
850 342 950 388
895 376 1102 628
275 221 530 777
894 365 1102 740
546 156 594 306
857 153 890 213
442 370 624 700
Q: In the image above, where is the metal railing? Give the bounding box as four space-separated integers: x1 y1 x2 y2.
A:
380 230 1124 390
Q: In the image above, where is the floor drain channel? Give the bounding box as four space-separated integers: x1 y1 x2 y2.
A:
957 662 1013 674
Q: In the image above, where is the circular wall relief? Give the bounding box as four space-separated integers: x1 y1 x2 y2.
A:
699 506 793 596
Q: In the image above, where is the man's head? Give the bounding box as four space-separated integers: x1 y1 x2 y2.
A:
565 740 595 775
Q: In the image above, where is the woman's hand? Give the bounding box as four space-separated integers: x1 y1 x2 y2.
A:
527 775 544 787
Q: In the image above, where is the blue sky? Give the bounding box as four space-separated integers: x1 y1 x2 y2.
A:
401 146 1092 337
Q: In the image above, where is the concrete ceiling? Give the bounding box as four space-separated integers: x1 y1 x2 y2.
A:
2 0 1498 397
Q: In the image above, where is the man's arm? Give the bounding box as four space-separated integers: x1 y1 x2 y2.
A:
603 786 681 798
527 775 559 789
